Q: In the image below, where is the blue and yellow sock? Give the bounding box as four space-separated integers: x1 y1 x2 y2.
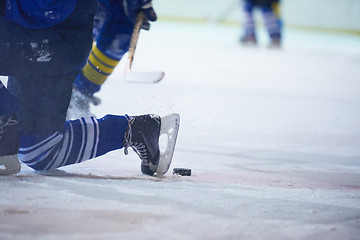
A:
74 44 120 96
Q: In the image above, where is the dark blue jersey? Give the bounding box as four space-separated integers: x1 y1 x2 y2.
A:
2 0 79 29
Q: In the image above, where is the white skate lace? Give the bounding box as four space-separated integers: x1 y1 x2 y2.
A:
124 115 149 166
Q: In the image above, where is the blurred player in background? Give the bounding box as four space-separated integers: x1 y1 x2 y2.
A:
67 0 157 119
240 0 282 48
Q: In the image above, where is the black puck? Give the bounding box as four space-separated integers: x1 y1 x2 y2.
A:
173 168 191 176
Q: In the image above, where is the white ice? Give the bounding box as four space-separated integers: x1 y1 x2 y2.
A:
1 21 360 240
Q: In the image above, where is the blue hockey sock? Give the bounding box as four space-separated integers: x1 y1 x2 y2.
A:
73 72 101 96
73 44 124 96
261 5 282 39
18 114 128 170
242 1 256 36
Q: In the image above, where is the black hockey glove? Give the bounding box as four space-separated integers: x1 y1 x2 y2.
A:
123 0 157 30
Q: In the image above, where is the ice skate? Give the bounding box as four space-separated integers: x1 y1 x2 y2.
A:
0 114 21 175
66 87 101 120
267 37 281 48
240 34 257 46
124 113 180 176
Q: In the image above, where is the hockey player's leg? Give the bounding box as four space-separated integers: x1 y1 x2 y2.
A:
0 0 98 175
68 3 109 120
240 0 257 45
68 2 133 119
18 115 126 170
5 75 179 176
19 114 179 176
261 2 282 48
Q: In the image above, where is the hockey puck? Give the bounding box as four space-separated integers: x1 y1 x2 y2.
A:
173 168 191 176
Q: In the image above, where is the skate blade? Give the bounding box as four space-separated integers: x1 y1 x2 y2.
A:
0 155 21 175
124 71 164 84
156 113 180 175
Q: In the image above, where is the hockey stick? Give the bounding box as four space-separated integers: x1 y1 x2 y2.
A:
124 11 165 83
211 0 238 24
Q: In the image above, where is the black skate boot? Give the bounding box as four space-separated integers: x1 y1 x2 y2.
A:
268 36 281 49
0 114 21 175
240 34 257 46
124 113 180 176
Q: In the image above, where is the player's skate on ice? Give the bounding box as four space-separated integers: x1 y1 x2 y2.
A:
124 114 180 176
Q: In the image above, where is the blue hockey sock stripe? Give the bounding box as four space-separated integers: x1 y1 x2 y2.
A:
76 117 100 162
18 117 101 170
18 132 62 165
18 115 128 171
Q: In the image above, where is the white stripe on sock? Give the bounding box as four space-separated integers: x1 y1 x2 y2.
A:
19 134 62 163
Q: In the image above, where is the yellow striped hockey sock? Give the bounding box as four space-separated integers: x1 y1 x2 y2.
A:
81 44 120 86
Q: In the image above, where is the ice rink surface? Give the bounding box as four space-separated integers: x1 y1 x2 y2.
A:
1 21 360 240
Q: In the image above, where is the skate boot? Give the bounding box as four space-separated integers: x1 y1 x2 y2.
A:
66 87 101 120
124 113 180 176
0 114 21 175
268 36 281 48
240 34 257 46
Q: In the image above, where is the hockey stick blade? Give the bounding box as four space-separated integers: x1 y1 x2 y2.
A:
124 11 165 84
155 113 180 175
124 71 164 84
124 64 165 84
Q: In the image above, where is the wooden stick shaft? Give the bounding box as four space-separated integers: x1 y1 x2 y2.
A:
128 11 146 70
